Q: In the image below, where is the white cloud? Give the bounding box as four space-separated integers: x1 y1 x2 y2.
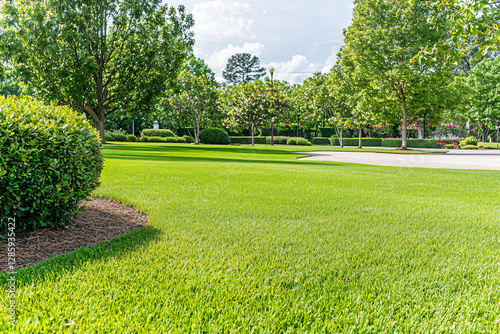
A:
192 0 253 41
198 42 266 80
268 49 337 84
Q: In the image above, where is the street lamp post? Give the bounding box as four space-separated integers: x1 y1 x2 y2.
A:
270 67 275 146
496 120 499 149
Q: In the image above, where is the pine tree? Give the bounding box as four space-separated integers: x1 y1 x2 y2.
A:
222 53 266 86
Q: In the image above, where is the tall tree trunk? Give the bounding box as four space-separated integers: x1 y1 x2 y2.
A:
271 119 274 146
193 118 200 144
417 127 424 139
401 104 408 149
340 129 343 147
95 116 106 144
251 123 255 146
358 127 362 148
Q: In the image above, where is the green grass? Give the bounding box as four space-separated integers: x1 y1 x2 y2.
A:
2 142 500 332
239 143 447 154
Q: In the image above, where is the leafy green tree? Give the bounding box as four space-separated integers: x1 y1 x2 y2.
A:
417 0 499 63
0 0 194 143
165 57 219 144
222 53 266 86
221 81 268 145
467 57 500 141
342 0 455 148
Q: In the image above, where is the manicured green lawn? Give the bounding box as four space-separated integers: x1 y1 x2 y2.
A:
3 142 500 332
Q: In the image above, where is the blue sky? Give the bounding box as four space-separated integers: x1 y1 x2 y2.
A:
165 0 355 84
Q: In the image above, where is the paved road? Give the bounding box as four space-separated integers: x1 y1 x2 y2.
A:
296 150 500 170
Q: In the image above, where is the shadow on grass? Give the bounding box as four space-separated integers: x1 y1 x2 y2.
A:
0 224 162 288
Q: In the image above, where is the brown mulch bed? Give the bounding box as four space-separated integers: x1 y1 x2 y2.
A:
0 197 149 273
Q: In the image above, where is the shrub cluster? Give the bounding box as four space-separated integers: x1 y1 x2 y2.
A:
331 138 382 146
265 136 290 145
461 136 478 147
183 135 196 143
287 138 312 146
199 128 231 144
141 129 176 138
462 145 479 149
230 136 266 144
139 136 186 143
478 142 499 149
0 96 103 232
126 135 137 142
312 137 331 145
444 144 456 149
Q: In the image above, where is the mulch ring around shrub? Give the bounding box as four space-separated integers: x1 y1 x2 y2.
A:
0 197 149 273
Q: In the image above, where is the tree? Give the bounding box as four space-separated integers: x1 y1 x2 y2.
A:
221 81 269 145
0 0 194 143
222 53 266 86
467 57 500 142
416 0 500 63
342 0 455 148
165 57 219 144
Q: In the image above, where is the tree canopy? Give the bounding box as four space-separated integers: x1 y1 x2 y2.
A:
0 0 194 142
222 53 266 86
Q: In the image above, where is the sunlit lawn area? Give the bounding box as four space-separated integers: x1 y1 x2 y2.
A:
2 142 500 332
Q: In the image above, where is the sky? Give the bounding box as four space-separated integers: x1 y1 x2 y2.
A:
164 0 355 84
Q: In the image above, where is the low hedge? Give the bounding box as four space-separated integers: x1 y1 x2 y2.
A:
478 142 498 149
312 137 331 145
199 128 231 144
105 132 115 141
230 136 266 144
0 96 103 232
462 145 478 149
296 138 312 146
141 129 176 138
444 144 455 149
266 136 289 145
331 138 382 146
112 133 127 142
126 135 137 142
287 138 297 145
176 137 187 143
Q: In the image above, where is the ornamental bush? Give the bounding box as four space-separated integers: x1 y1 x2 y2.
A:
0 96 103 232
296 138 312 146
463 136 478 146
140 136 150 142
199 128 231 144
126 135 137 142
183 135 196 143
141 129 176 138
176 137 187 143
105 132 116 141
112 133 127 142
462 145 479 149
287 138 297 145
265 136 290 145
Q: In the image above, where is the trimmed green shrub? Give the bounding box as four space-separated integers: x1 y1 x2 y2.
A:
165 137 178 143
140 136 150 142
183 135 196 143
105 132 115 141
312 137 331 145
232 143 242 146
141 129 176 138
126 135 137 142
230 136 267 144
318 128 335 138
287 138 297 145
444 144 455 149
199 128 231 144
148 136 163 142
176 137 187 143
462 145 479 149
0 96 103 232
266 136 290 145
463 136 478 146
112 133 127 142
296 138 312 146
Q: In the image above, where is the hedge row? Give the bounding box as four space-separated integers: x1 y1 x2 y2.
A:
331 138 382 146
141 129 176 138
266 136 290 145
230 136 266 144
312 137 331 145
140 136 187 143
